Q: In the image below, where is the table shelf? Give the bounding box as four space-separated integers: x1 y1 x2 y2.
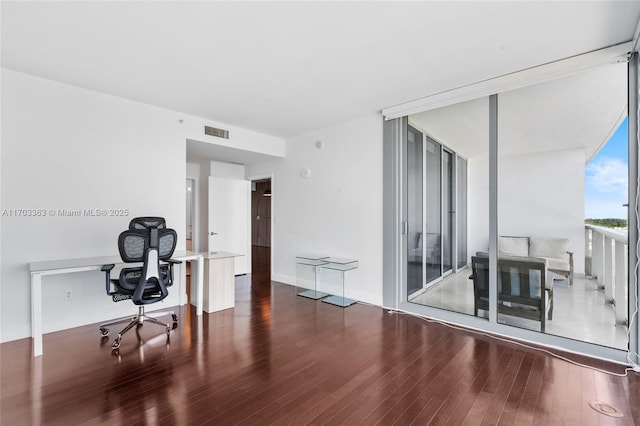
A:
295 255 330 300
296 255 358 307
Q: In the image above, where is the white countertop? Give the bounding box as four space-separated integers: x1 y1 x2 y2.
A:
29 250 202 272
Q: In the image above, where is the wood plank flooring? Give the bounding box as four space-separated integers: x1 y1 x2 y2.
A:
2 246 639 425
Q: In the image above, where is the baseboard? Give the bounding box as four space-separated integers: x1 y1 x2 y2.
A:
43 299 182 334
270 273 382 306
0 326 32 343
272 273 296 286
0 295 185 344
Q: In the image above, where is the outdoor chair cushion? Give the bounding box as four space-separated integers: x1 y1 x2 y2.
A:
498 236 529 257
529 237 571 261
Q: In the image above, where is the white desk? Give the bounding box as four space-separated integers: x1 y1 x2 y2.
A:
28 250 204 357
201 251 242 313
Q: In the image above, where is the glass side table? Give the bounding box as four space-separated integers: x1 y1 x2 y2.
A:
320 257 359 307
295 255 330 299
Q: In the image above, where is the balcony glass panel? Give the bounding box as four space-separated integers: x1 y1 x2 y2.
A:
497 62 628 349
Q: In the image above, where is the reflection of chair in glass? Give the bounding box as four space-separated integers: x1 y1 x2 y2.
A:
99 217 181 350
470 255 551 332
409 232 440 265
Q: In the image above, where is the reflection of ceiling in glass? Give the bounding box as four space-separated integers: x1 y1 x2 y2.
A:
410 97 489 158
409 62 627 161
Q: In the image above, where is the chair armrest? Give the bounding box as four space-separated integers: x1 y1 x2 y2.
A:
101 264 115 272
101 264 115 295
567 251 574 268
165 258 183 265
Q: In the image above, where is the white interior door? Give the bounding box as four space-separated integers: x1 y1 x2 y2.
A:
208 176 250 275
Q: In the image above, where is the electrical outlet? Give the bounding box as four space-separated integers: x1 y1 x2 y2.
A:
64 290 72 301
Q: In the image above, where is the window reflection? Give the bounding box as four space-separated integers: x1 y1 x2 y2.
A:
407 97 488 318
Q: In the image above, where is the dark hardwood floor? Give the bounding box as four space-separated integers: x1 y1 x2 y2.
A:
2 246 639 425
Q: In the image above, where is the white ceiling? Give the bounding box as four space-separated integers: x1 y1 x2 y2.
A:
410 62 628 161
2 1 640 141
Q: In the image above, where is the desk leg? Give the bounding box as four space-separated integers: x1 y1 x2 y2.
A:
31 272 43 357
179 262 187 307
196 256 204 316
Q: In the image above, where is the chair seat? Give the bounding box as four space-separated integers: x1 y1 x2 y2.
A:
539 257 570 272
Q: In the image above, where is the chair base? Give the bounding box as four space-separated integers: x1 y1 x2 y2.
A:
99 306 177 350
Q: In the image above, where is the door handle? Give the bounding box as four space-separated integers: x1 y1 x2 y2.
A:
210 232 218 236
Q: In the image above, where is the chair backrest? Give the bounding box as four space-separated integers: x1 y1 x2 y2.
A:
470 254 546 328
129 216 166 230
116 217 177 305
118 228 177 262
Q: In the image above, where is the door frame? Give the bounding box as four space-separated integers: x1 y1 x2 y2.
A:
185 175 201 253
186 178 198 251
247 173 275 280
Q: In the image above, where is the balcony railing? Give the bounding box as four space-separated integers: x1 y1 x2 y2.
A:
585 224 628 325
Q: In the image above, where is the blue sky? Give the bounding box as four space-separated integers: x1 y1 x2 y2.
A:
584 117 628 219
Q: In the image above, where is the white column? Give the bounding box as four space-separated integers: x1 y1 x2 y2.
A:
615 241 628 325
604 236 614 303
592 231 604 288
585 227 592 276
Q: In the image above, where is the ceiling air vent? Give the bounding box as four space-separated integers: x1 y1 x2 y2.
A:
204 126 229 139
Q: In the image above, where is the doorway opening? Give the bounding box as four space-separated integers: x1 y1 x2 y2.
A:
185 178 195 303
251 178 272 283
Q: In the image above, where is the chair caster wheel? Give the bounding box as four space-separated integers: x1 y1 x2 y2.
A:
112 338 121 350
172 314 178 323
166 326 171 334
100 327 109 337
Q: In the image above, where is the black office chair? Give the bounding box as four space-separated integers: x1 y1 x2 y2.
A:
99 217 182 350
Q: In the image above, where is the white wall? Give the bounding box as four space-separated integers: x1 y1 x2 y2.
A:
1 69 284 342
499 148 586 273
186 159 208 252
183 123 285 159
468 148 586 273
210 161 245 180
245 114 384 305
468 156 490 261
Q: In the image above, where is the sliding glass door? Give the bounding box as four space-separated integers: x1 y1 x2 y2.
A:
407 125 424 296
406 128 468 299
425 138 442 285
387 50 638 364
456 157 468 269
442 149 454 275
